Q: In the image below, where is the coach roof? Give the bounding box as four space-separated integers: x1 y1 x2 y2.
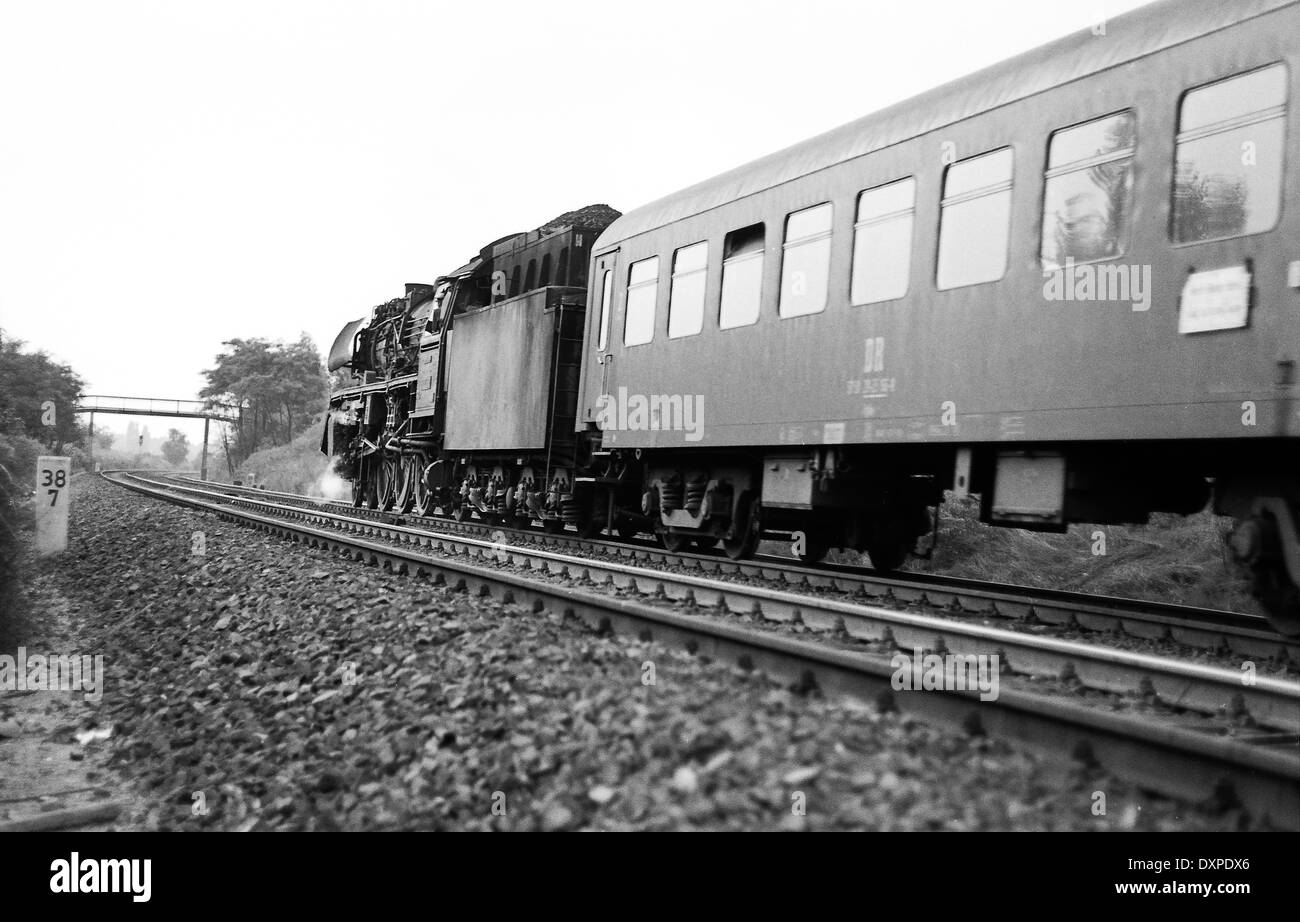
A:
596 0 1296 249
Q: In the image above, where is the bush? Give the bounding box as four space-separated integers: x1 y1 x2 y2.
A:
0 431 44 647
231 416 338 497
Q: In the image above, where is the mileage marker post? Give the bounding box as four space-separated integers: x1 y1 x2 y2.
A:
35 456 71 556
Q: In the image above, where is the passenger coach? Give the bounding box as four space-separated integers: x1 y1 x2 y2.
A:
572 0 1300 633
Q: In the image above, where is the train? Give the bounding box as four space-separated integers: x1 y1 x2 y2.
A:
323 0 1300 635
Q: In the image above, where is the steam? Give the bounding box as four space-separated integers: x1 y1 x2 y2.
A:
314 467 350 500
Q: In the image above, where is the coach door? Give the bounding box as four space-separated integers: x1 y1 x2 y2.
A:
588 251 618 419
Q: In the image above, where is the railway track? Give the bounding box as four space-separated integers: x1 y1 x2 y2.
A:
175 474 1297 663
106 470 1300 828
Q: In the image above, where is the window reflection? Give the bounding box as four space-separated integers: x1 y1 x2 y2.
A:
1172 64 1288 243
1042 112 1135 267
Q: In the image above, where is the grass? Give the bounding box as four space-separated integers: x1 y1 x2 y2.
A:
818 493 1258 614
218 419 343 498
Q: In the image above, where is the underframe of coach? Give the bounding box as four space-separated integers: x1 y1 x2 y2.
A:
567 439 944 566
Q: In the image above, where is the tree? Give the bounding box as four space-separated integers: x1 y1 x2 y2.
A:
162 429 190 466
94 430 115 451
200 334 328 467
0 330 86 450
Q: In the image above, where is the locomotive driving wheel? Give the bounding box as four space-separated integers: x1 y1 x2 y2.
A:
411 459 432 517
376 455 397 511
393 455 415 514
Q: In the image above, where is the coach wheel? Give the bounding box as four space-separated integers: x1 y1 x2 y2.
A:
577 490 608 539
1230 508 1300 636
453 501 471 522
722 497 760 561
866 529 912 571
794 531 829 565
1246 520 1300 636
394 456 416 514
660 530 690 553
376 456 397 511
616 522 640 540
542 517 565 534
411 462 432 517
1259 579 1300 636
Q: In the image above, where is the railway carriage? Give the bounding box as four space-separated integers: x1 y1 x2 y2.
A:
570 0 1300 632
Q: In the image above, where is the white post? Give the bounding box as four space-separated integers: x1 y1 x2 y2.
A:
35 456 71 556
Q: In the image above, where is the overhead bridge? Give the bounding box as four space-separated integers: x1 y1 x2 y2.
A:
74 395 242 422
74 395 244 480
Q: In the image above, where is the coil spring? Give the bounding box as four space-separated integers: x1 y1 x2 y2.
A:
561 498 583 524
684 478 707 515
660 482 684 514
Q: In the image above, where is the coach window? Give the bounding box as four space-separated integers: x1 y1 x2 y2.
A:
509 265 521 297
556 248 570 286
937 148 1013 290
719 223 764 329
668 242 708 338
779 203 833 318
623 256 659 346
1172 64 1288 243
540 253 552 287
596 269 613 351
852 177 915 304
1042 111 1135 266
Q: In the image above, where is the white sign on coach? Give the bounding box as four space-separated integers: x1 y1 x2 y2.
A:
35 456 71 556
1178 265 1252 335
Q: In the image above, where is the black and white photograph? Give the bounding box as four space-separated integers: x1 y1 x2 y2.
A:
0 0 1294 896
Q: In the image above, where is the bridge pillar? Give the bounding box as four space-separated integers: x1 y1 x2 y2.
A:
201 418 210 482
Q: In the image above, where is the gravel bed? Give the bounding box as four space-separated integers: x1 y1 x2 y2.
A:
197 492 1288 737
179 477 1297 678
60 476 1267 830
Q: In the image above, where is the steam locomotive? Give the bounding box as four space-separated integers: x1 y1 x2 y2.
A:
323 205 621 530
325 0 1300 635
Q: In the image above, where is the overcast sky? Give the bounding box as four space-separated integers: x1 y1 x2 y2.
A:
0 0 1151 443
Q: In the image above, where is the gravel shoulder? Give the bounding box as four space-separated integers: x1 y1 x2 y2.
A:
32 476 1264 831
0 478 150 831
